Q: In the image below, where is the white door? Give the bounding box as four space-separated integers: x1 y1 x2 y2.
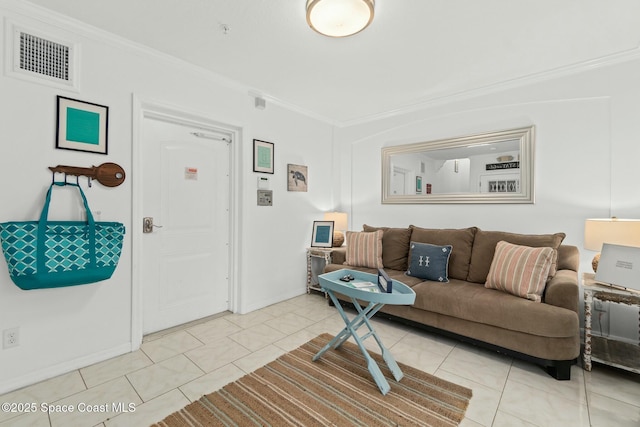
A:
392 167 408 195
141 117 231 334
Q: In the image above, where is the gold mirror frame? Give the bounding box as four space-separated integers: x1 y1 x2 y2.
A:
381 126 535 204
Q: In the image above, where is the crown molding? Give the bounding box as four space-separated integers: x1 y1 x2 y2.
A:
2 0 336 125
247 90 337 125
5 0 640 129
337 44 640 128
2 1 247 91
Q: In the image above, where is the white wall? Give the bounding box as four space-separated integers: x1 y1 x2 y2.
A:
335 56 640 342
0 2 334 393
238 105 335 313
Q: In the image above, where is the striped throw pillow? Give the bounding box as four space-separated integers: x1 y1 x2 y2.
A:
346 230 383 269
485 241 554 302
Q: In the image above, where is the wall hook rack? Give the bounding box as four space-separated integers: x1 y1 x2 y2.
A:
49 163 126 188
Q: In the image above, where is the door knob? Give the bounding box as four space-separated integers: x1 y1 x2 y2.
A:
143 217 163 233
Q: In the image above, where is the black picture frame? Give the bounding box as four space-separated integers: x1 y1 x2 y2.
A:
56 96 109 155
253 139 274 174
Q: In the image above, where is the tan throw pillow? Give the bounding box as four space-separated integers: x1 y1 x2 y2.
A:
485 241 554 302
346 230 383 269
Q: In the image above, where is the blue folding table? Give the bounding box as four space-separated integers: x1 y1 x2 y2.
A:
314 268 416 395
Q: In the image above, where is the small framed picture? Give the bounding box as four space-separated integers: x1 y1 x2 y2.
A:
311 221 334 247
416 176 422 194
253 139 274 174
287 164 308 192
56 96 109 155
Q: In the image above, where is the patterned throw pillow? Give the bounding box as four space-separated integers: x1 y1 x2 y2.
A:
485 241 554 302
345 230 383 269
406 242 452 282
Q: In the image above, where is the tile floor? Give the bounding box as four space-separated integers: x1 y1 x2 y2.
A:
1 292 639 427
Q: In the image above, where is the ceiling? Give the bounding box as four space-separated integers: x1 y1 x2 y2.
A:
25 0 640 125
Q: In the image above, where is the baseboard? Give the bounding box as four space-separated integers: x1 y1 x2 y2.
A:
0 342 132 395
240 288 308 314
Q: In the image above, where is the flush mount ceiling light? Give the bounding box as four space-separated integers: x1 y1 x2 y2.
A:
306 0 375 38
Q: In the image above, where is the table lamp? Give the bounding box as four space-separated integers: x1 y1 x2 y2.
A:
584 218 640 271
324 212 348 247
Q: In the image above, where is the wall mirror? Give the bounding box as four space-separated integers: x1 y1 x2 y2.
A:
382 126 535 204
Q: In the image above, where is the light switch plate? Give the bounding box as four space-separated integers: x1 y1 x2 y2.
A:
258 176 270 189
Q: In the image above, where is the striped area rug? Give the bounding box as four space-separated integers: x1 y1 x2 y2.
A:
152 333 472 426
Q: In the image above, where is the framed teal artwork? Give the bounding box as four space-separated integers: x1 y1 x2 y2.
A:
253 139 274 174
56 96 109 154
311 220 334 248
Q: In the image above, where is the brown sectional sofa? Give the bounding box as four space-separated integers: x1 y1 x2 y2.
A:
324 225 581 380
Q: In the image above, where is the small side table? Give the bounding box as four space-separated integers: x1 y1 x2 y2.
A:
315 268 416 395
583 273 640 374
306 247 333 294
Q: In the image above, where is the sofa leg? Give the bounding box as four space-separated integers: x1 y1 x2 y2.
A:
546 361 572 380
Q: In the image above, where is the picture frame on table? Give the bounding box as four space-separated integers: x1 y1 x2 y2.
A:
377 268 393 293
311 221 334 248
56 96 109 155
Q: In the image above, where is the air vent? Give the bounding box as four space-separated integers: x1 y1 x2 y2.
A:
19 32 70 81
6 22 79 91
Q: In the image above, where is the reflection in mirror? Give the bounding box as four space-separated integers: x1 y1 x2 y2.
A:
382 126 534 204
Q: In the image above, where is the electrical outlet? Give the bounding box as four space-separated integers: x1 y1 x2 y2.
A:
594 300 607 312
3 327 19 349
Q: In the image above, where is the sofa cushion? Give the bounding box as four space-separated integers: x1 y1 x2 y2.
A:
467 229 565 284
377 299 580 361
485 241 554 302
410 279 578 339
407 242 452 282
345 230 383 269
409 226 477 280
363 225 411 270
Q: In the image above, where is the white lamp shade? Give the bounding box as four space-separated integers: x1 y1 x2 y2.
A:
584 218 640 251
306 0 375 37
323 211 348 230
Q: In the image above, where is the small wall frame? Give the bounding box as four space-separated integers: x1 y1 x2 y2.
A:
56 96 109 155
287 164 308 192
253 139 274 174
